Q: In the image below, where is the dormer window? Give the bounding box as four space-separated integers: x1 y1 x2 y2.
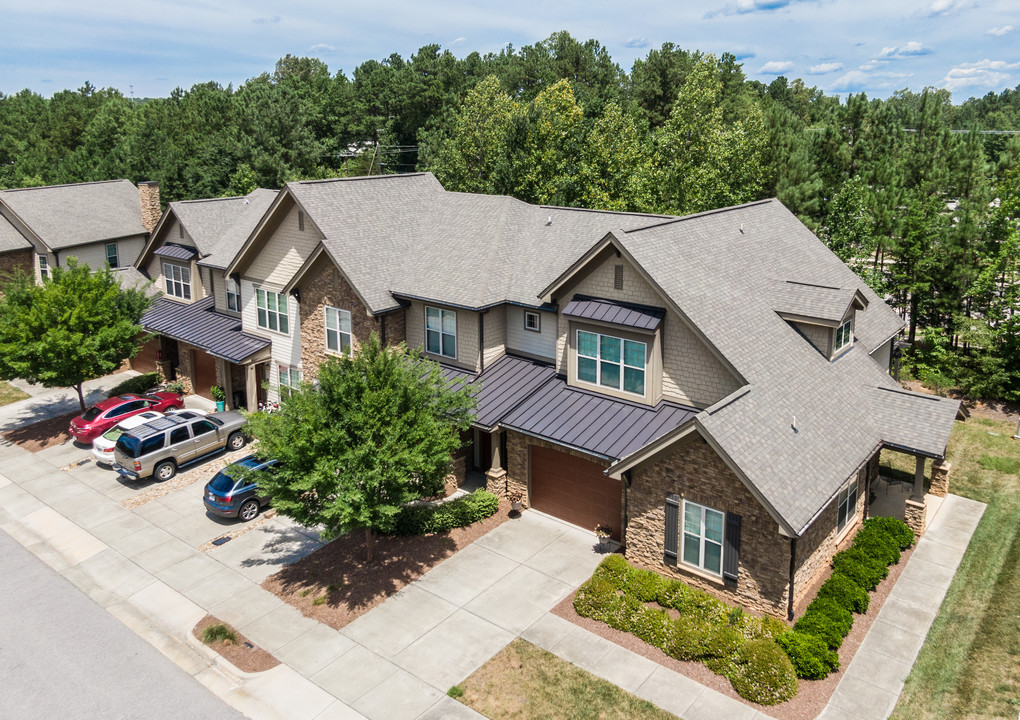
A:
163 262 191 300
577 329 646 396
835 318 853 353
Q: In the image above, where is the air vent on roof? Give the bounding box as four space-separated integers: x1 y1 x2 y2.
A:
614 264 624 290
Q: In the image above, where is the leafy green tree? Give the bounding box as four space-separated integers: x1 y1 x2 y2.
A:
509 79 585 205
576 102 652 211
0 260 153 410
822 177 880 289
246 334 477 561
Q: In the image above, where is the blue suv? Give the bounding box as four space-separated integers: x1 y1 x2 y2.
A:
203 455 276 521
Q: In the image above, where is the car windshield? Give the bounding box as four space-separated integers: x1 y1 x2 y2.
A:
115 435 141 458
81 407 102 422
102 427 125 442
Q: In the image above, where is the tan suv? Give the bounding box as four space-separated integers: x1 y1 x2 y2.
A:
113 411 248 481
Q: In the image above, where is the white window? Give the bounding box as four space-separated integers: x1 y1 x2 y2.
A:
226 277 240 312
682 500 724 576
576 329 646 396
256 288 289 334
425 306 456 359
837 478 859 532
106 242 119 268
325 306 352 356
38 255 48 279
278 365 300 400
163 262 191 300
524 311 541 332
835 318 853 353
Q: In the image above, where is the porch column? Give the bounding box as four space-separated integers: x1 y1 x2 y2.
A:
245 364 259 411
485 430 506 482
912 455 926 500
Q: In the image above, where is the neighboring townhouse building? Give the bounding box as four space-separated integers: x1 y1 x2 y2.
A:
132 189 278 405
137 172 961 619
0 179 160 281
0 213 34 281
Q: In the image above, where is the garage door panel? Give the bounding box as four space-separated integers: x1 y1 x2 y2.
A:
192 350 217 399
531 446 621 541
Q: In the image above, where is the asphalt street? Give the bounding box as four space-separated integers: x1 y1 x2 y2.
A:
0 528 246 720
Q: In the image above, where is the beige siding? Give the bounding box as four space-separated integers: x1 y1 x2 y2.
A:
793 321 832 358
240 279 302 402
506 306 556 359
405 300 480 372
165 218 198 249
35 250 55 284
62 235 146 272
871 336 893 374
555 253 740 408
149 257 204 303
244 204 323 287
210 267 237 314
482 305 507 368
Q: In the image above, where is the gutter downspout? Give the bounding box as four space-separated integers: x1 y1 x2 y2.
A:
787 537 798 621
380 314 387 347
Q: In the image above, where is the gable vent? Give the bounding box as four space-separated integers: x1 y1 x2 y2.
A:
614 264 624 290
298 210 305 231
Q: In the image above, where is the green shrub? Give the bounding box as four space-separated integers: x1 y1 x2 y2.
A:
629 606 671 647
655 578 686 607
860 516 915 550
625 568 665 602
107 372 161 398
730 638 799 705
573 577 616 619
663 616 709 661
794 597 854 650
671 584 729 625
592 554 632 589
816 572 870 614
852 530 901 566
390 490 499 535
703 625 743 673
777 630 840 679
754 615 793 641
831 547 888 591
201 623 237 645
603 594 643 631
447 685 464 698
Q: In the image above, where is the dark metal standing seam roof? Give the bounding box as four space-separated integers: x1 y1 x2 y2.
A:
141 297 271 364
501 377 698 460
562 295 666 331
153 243 199 261
436 355 559 430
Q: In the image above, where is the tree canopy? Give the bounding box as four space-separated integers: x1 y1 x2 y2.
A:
245 334 477 561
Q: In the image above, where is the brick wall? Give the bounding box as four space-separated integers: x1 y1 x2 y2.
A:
554 251 740 408
0 249 33 284
626 432 792 616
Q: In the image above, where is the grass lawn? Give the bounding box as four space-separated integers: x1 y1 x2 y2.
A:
889 416 1020 719
450 639 678 720
0 381 28 407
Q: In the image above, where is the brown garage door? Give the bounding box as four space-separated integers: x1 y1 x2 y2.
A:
531 446 621 540
191 349 217 399
131 337 159 374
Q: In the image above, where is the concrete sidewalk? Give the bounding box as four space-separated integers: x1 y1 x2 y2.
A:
0 371 140 432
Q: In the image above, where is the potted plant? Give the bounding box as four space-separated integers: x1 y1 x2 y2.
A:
507 491 523 513
210 385 226 412
595 524 612 550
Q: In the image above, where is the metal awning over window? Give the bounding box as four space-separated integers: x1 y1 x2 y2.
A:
153 243 198 261
562 295 665 332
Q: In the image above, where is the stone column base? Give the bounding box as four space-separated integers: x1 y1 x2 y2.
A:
485 468 507 496
905 498 927 537
930 460 950 497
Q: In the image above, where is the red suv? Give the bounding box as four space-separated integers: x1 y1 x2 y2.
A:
69 392 183 444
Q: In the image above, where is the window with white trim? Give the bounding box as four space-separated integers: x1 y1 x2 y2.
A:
256 289 289 334
226 277 240 312
835 318 853 353
163 262 191 299
837 477 859 532
576 329 646 396
106 242 119 268
38 255 48 279
425 306 456 359
682 500 724 576
325 306 352 356
278 365 300 400
524 311 541 332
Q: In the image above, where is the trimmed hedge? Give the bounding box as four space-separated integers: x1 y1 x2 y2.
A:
860 516 915 550
776 631 839 680
793 597 853 650
106 372 161 398
831 546 889 591
592 553 631 589
816 572 870 614
625 568 666 602
730 639 799 705
390 490 499 535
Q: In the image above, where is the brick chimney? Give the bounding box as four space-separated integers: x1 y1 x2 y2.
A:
137 181 161 234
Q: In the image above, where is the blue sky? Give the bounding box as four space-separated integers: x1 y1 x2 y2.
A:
1 0 1016 103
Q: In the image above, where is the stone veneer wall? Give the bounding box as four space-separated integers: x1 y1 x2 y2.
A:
0 249 33 284
627 433 792 617
174 341 196 394
298 260 406 380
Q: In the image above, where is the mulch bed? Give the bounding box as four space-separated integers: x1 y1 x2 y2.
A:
262 497 512 631
552 545 914 720
192 614 280 673
1 411 80 452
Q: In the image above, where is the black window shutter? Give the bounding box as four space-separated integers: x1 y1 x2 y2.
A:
723 513 741 584
664 493 679 565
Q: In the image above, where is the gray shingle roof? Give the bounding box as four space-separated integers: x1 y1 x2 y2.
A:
563 295 665 331
0 180 146 250
866 386 960 458
770 280 861 325
112 267 160 298
0 214 32 253
142 296 270 363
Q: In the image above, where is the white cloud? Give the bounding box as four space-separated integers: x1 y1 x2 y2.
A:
252 14 281 24
831 70 870 91
704 0 799 19
942 59 1020 91
308 43 334 53
760 60 794 73
923 0 974 16
807 62 843 74
448 37 466 48
986 25 1013 37
859 61 884 71
623 37 649 48
878 41 933 59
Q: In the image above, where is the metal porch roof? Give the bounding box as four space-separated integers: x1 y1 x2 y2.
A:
142 296 270 363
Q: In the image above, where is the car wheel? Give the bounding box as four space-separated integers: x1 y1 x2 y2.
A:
154 460 176 481
227 432 246 451
164 405 179 413
238 499 260 522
